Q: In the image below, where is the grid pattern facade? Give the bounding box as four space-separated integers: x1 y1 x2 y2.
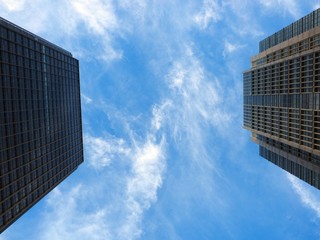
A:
260 146 320 188
244 9 320 190
0 17 83 232
244 51 320 150
259 8 320 52
253 32 320 68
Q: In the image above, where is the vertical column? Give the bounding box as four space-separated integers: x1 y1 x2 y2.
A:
42 45 49 134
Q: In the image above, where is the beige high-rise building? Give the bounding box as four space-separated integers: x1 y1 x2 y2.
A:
244 9 320 189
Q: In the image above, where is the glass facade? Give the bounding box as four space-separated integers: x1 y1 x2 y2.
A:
0 17 83 232
253 32 320 68
259 8 320 52
259 144 320 189
244 9 320 190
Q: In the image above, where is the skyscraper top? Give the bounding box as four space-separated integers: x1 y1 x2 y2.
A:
0 16 72 56
244 8 320 189
259 8 320 52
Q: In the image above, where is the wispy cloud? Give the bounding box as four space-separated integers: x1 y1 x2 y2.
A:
2 1 317 239
70 0 117 35
165 48 232 142
118 137 166 239
0 235 7 240
57 2 237 237
81 94 93 104
259 0 301 18
194 0 221 29
69 0 122 61
36 98 167 240
37 21 232 240
84 134 131 169
39 185 112 240
0 0 122 62
220 0 263 38
0 0 26 11
223 40 244 57
118 0 147 21
287 174 320 218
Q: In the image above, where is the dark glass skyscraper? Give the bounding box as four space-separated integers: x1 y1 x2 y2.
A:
0 17 83 232
244 9 320 189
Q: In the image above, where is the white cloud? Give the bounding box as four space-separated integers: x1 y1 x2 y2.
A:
223 40 244 57
0 0 26 11
37 135 165 240
70 0 117 35
84 134 130 169
259 0 301 18
287 174 320 217
40 185 111 240
35 95 168 240
119 137 166 239
224 41 237 53
81 94 93 104
152 101 172 131
166 49 231 137
0 1 280 239
129 139 165 205
69 0 123 61
0 0 122 62
194 0 221 29
220 0 263 38
118 0 147 20
168 63 186 90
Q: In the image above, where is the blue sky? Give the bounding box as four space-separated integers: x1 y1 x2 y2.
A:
1 0 320 239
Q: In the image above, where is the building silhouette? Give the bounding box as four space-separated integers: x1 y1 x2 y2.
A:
0 17 83 232
244 9 320 189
